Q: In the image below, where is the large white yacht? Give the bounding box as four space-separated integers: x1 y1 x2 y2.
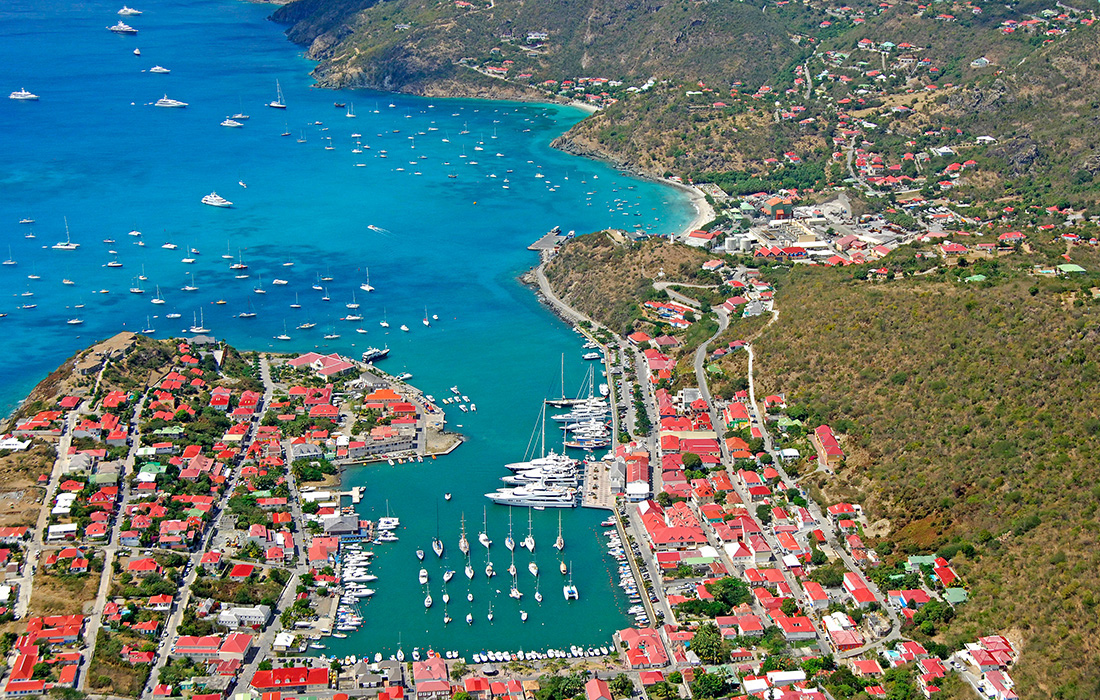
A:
504 451 577 473
155 95 187 108
149 66 170 74
201 192 232 208
485 483 578 508
107 21 138 34
9 89 39 101
118 6 143 15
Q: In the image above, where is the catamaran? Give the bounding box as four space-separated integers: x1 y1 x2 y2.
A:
563 564 579 600
52 218 80 250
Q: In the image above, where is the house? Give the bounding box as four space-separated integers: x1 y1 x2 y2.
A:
249 667 330 692
616 627 669 668
217 605 271 629
775 615 817 641
127 558 161 577
852 659 884 677
813 425 844 466
585 678 613 700
411 657 450 700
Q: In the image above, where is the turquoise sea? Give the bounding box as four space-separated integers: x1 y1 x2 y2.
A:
0 0 695 657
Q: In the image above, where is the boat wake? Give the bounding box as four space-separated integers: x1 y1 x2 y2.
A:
367 224 391 236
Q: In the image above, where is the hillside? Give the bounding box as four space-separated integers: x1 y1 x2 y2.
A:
542 232 714 335
272 0 805 96
753 246 1100 699
271 0 1100 210
541 229 1100 696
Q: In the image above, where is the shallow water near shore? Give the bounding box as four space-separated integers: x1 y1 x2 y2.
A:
0 0 695 655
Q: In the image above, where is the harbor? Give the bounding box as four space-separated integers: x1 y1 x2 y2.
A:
0 0 700 678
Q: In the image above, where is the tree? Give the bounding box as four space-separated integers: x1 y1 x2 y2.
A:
690 622 728 664
810 547 828 566
258 660 273 671
755 504 772 525
609 673 635 698
690 672 726 700
681 452 703 470
453 693 472 700
705 577 750 609
647 681 679 700
451 660 468 681
656 492 673 508
780 598 799 616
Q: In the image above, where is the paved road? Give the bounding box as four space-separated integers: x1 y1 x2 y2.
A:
79 392 150 691
534 264 594 327
652 281 716 311
744 340 901 656
140 358 282 698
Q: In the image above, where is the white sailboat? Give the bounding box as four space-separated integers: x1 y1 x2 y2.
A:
189 309 209 334
268 79 286 109
524 510 536 552
554 511 565 551
563 562 579 600
459 513 470 555
479 506 491 548
360 268 375 292
505 510 515 552
52 218 80 250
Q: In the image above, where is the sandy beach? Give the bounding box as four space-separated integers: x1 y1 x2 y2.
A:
669 181 717 236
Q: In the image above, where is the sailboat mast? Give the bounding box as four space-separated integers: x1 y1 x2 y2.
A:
560 353 565 401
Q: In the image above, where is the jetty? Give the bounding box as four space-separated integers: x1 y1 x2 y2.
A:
528 229 568 251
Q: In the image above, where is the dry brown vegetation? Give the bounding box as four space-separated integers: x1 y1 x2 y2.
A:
87 628 152 697
543 233 714 336
753 247 1100 699
0 441 52 528
29 568 101 617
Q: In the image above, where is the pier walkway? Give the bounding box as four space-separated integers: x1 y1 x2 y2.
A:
580 459 615 510
528 231 568 251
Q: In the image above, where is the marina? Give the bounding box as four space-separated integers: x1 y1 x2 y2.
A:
0 0 697 661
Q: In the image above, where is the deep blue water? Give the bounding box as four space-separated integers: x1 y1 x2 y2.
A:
0 0 694 656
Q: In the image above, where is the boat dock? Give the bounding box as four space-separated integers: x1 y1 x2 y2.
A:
528 230 568 251
336 486 365 504
580 458 615 510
